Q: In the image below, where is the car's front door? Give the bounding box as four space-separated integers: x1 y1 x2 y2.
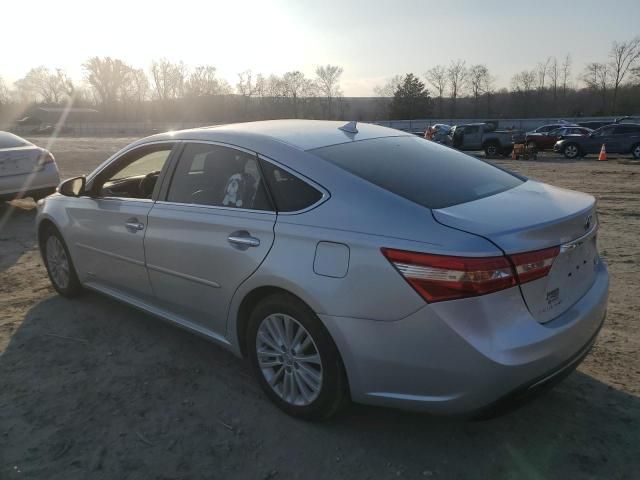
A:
68 143 176 302
463 125 482 150
143 142 276 335
589 126 618 153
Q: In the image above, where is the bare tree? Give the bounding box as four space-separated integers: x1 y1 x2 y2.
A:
236 70 256 98
511 70 536 115
373 75 403 118
84 57 135 107
151 59 187 100
15 66 74 103
608 37 640 113
482 71 496 115
424 66 447 117
549 57 560 110
184 65 231 97
129 68 149 103
236 70 257 117
583 63 610 113
281 71 316 118
315 64 343 119
561 54 572 96
536 57 552 92
0 76 8 105
447 60 467 117
468 64 489 115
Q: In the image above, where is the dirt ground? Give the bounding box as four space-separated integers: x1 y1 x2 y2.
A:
1 137 639 480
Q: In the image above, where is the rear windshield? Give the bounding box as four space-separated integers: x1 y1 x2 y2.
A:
311 136 523 209
0 132 30 149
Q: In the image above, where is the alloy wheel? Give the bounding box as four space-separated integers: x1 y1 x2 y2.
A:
565 145 578 158
46 235 70 289
633 145 640 159
256 313 323 406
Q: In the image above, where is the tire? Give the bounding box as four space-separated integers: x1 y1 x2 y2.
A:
484 143 499 157
563 143 580 159
247 293 349 420
632 143 640 160
41 225 83 297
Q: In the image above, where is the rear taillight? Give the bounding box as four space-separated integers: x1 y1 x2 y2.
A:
38 151 55 166
381 248 516 303
510 246 560 284
382 246 560 303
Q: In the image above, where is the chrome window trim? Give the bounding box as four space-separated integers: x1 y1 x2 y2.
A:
158 139 330 215
153 200 277 216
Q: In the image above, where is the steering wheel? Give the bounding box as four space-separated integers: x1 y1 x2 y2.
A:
139 171 161 198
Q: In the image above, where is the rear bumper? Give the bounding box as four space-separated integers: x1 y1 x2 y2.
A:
0 163 60 198
320 260 609 415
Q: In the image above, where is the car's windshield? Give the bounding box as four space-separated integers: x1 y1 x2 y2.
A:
311 136 523 209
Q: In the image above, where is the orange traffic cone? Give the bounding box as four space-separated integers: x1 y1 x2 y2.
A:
598 144 607 161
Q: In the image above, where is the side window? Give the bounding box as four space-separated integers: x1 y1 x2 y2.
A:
614 125 640 135
259 159 323 212
166 143 272 211
98 145 173 199
594 126 615 137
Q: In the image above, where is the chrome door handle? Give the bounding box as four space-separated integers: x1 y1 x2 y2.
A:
125 221 145 231
228 234 260 248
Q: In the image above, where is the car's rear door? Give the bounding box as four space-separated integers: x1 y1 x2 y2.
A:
143 142 276 336
69 143 176 302
614 124 640 152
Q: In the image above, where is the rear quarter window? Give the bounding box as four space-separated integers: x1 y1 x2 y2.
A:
311 136 523 209
0 132 30 149
259 159 323 212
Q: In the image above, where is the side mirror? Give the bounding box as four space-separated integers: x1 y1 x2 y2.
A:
58 176 86 197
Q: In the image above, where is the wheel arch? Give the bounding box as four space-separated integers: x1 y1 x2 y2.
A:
37 217 58 249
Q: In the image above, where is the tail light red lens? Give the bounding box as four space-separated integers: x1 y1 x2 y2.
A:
38 151 55 166
382 246 559 303
510 246 560 284
381 248 516 303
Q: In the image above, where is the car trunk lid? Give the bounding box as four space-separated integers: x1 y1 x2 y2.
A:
0 147 42 177
433 180 599 323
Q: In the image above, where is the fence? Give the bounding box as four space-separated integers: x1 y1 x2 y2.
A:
1 116 630 137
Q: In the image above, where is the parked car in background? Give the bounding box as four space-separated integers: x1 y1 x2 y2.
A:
424 123 452 144
554 123 640 159
449 122 524 157
0 131 60 200
36 120 608 420
527 126 592 150
576 121 610 130
525 123 575 149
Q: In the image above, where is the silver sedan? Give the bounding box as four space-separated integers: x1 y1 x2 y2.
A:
0 131 60 200
36 120 609 420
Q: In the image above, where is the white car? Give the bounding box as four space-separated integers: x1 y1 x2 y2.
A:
0 132 60 200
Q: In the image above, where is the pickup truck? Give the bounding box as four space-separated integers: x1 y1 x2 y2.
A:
448 123 524 157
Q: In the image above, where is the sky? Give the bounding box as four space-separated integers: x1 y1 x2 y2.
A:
2 0 639 96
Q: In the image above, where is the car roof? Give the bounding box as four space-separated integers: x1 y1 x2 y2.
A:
135 120 411 152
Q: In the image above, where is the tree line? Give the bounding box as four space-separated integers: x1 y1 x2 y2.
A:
0 36 639 123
